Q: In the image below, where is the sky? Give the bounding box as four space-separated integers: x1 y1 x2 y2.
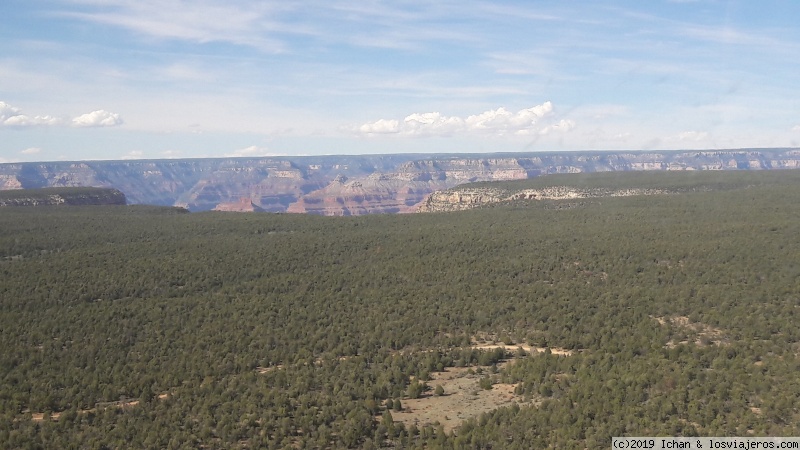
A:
1 0 800 163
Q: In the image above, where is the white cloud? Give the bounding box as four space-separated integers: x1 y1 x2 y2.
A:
225 145 272 157
5 114 62 126
1 101 122 128
404 112 464 136
72 110 123 127
466 103 554 133
792 125 800 132
0 101 64 127
358 118 400 134
1 101 23 122
20 147 42 155
464 107 512 130
120 150 143 160
356 102 570 138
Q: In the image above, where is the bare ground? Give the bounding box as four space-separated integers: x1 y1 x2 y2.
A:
652 315 729 347
28 392 170 422
391 362 536 433
469 342 574 356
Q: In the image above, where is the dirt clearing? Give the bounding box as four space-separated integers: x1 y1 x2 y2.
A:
469 342 574 356
391 362 536 433
653 315 729 347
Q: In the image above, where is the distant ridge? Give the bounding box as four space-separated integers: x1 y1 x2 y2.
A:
1 149 798 214
0 187 126 207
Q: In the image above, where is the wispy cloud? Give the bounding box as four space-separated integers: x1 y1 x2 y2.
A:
57 0 295 52
483 52 555 76
52 1 529 55
539 119 577 136
55 0 482 54
679 25 781 47
20 147 42 155
160 149 183 158
676 130 709 141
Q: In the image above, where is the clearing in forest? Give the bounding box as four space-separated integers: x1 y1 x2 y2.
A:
653 315 729 347
28 393 171 422
392 338 575 434
468 342 574 356
390 362 533 433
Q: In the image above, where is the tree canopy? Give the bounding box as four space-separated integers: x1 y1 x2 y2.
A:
1 169 799 448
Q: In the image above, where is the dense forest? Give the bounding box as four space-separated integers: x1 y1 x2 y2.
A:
1 170 799 448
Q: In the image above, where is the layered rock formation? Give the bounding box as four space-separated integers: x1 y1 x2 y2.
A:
1 149 799 215
285 174 425 215
285 158 529 214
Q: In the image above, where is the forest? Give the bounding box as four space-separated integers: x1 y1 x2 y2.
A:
1 169 799 449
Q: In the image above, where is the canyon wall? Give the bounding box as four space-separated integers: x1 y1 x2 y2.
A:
0 149 798 215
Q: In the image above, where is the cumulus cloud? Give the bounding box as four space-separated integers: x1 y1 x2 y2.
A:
20 147 42 155
358 118 400 134
466 103 553 132
5 115 62 126
404 112 464 136
72 110 123 127
2 101 26 121
0 101 63 127
356 101 570 137
0 101 123 128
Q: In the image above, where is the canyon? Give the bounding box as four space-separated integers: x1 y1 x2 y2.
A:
1 149 799 215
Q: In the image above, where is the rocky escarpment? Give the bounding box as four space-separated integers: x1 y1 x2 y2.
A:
418 186 673 212
212 197 265 212
2 149 800 215
285 158 529 215
0 187 127 207
285 174 427 215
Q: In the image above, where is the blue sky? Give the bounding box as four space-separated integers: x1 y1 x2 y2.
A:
1 0 799 162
